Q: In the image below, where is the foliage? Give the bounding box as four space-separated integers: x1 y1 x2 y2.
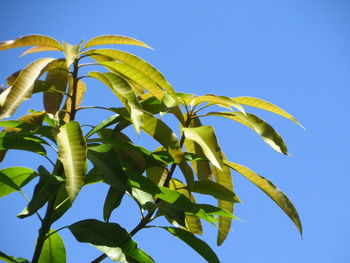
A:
0 34 302 263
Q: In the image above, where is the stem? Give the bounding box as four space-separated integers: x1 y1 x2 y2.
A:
69 60 79 121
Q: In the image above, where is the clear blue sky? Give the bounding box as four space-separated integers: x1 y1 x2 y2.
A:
1 0 349 262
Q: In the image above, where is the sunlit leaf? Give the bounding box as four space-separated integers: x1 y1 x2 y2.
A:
21 46 61 56
206 112 288 155
0 35 62 51
190 94 245 113
63 41 81 67
0 58 55 119
177 158 195 187
38 229 66 263
224 161 302 235
183 126 223 170
233 96 304 128
0 251 29 263
162 227 220 263
83 35 152 49
191 180 240 203
56 121 87 202
0 167 38 198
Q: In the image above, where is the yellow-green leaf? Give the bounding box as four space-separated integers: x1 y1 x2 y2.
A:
182 126 223 170
21 46 61 56
56 121 87 202
224 161 302 235
83 35 152 50
63 41 81 67
0 34 63 51
190 94 245 113
232 96 304 128
38 229 66 263
0 58 54 119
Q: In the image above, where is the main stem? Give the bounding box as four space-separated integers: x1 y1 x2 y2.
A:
31 60 80 263
91 113 193 263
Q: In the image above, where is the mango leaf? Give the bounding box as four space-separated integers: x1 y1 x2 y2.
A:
233 96 304 128
63 41 81 67
162 227 220 263
191 180 240 203
158 201 187 228
85 114 120 138
93 246 128 263
0 35 63 51
86 49 178 103
190 94 245 113
68 219 155 263
17 166 61 219
0 251 29 263
21 46 61 56
206 112 288 155
182 126 223 170
0 132 47 156
89 72 143 134
0 58 55 119
177 158 195 188
56 121 87 202
103 186 124 222
212 157 235 246
43 68 69 115
224 161 302 235
38 229 66 263
0 167 38 198
87 144 129 192
83 35 152 49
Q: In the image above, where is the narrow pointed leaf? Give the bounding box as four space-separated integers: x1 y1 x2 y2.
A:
38 230 66 263
56 121 87 202
103 186 124 222
21 46 61 56
162 227 220 263
190 94 245 113
0 58 54 119
63 41 81 67
85 114 120 138
83 35 152 49
178 158 195 187
233 96 304 128
224 161 302 235
183 126 223 169
207 112 288 155
0 35 62 51
191 180 240 203
0 251 29 263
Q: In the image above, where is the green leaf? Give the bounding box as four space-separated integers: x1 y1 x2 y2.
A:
86 49 178 104
43 68 69 115
0 167 38 198
93 246 128 263
87 144 129 192
62 41 81 67
0 58 55 119
38 229 66 263
0 34 63 51
183 126 223 170
103 186 124 222
85 114 120 138
206 112 288 155
232 96 304 128
0 251 29 263
158 201 187 228
178 158 195 188
224 161 302 235
83 35 152 49
50 184 71 224
191 180 240 203
0 132 47 156
89 72 143 134
162 227 220 263
56 121 87 202
69 219 154 263
190 94 245 113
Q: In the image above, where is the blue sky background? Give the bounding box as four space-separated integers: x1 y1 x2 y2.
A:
1 0 349 262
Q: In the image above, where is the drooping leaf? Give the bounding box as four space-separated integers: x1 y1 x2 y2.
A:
206 112 288 155
56 121 87 202
103 186 124 222
50 183 71 224
0 132 47 156
0 58 55 119
162 227 220 263
0 251 29 263
191 180 240 203
224 161 302 235
0 35 62 51
83 35 152 50
89 72 143 134
233 96 304 128
21 46 61 56
62 41 81 67
158 201 187 228
177 158 195 188
0 167 38 198
183 126 223 170
190 94 245 113
85 114 120 138
38 229 66 263
68 219 155 263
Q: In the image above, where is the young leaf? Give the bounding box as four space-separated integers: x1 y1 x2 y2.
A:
0 167 38 198
224 161 302 235
83 35 152 49
21 46 61 56
190 94 245 113
0 58 55 119
182 126 223 170
103 186 124 222
38 229 66 263
232 96 304 128
56 121 87 202
191 180 240 203
62 41 81 67
0 35 63 51
207 111 288 155
162 227 220 263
